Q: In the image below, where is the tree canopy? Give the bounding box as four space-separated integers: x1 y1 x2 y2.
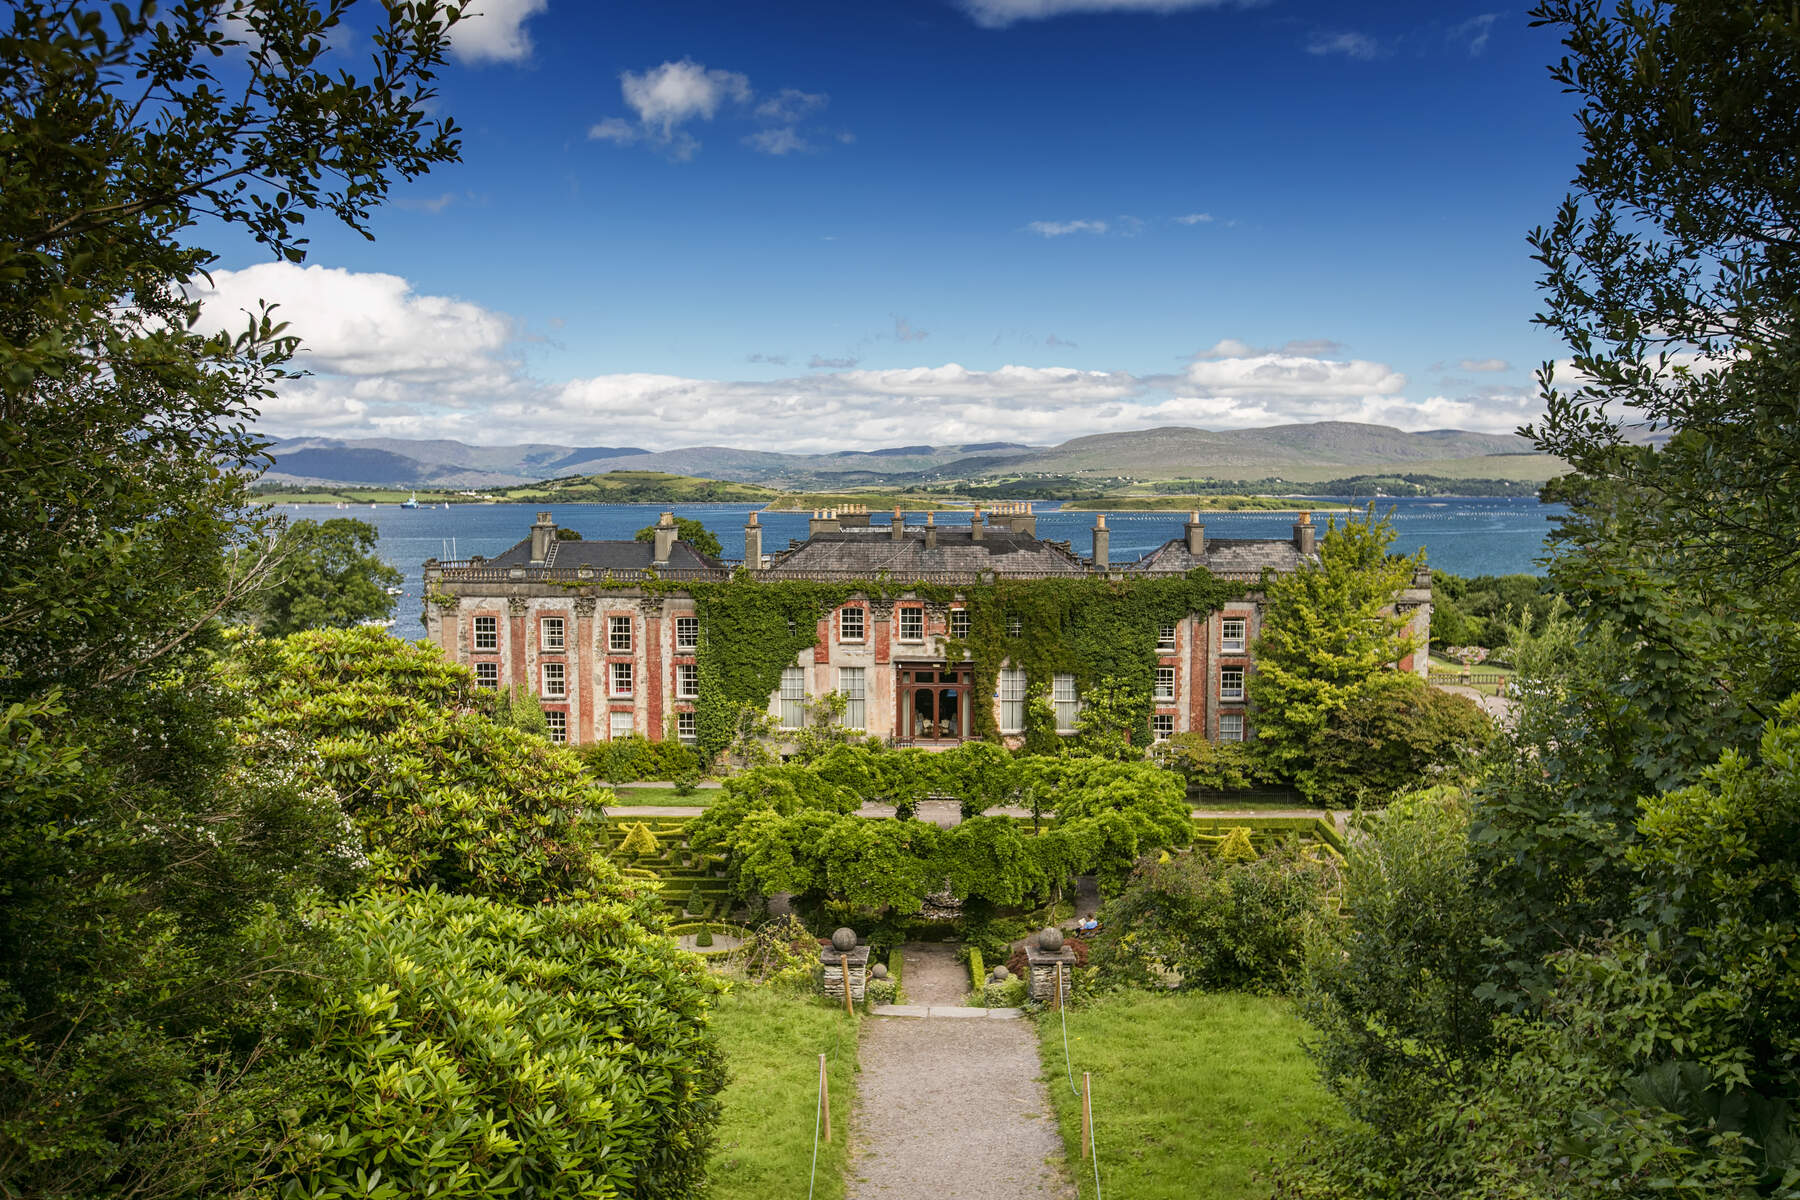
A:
636 516 725 560
251 517 401 634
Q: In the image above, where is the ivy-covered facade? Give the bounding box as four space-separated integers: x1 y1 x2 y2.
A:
421 507 1432 753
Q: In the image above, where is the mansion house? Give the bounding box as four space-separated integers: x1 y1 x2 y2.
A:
420 506 1432 747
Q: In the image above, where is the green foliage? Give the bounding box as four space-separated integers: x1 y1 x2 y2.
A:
966 947 986 993
1428 571 1556 653
621 821 662 858
735 916 819 990
584 732 702 782
978 976 1027 1008
250 518 401 635
1297 789 1496 1145
1217 826 1258 862
1307 676 1492 809
636 516 725 560
227 626 616 902
1091 843 1338 995
1248 508 1426 802
291 889 722 1200
1155 733 1269 791
492 681 552 738
696 924 714 947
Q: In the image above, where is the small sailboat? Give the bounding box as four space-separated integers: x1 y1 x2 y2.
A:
400 491 420 510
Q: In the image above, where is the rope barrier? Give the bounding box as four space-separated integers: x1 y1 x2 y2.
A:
807 1053 824 1200
1056 966 1104 1200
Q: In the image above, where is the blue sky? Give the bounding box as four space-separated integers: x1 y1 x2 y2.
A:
196 0 1586 453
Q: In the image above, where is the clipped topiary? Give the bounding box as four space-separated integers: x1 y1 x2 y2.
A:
619 820 661 858
1218 825 1259 862
695 924 714 947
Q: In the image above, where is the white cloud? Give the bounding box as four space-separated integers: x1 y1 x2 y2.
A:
960 0 1239 28
1026 219 1109 237
191 263 516 385
230 264 1549 450
892 315 930 343
1174 212 1214 224
755 88 829 124
1449 13 1500 55
447 0 547 64
744 126 810 155
1459 357 1512 372
1307 31 1381 59
622 59 750 136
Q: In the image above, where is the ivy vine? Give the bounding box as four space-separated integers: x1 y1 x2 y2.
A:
667 571 1244 756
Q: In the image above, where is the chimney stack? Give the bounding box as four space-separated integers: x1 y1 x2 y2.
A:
1293 511 1316 556
1185 510 1205 557
1013 500 1037 537
530 511 556 564
743 510 763 571
971 506 985 541
890 505 905 541
809 508 841 537
840 504 871 529
1092 513 1110 571
652 510 679 564
925 510 937 551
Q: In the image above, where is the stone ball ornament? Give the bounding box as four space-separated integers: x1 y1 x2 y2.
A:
871 962 889 980
992 965 1010 980
830 927 858 952
1038 927 1064 952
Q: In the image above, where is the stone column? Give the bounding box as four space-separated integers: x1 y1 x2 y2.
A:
1026 944 1079 1005
820 944 871 1003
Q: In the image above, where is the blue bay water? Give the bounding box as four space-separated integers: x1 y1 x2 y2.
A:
279 496 1565 637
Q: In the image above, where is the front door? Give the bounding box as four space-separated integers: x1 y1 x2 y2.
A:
898 665 971 743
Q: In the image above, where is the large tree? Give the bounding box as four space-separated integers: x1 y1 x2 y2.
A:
0 3 460 1192
253 517 402 634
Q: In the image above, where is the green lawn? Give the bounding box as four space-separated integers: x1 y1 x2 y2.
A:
1038 991 1342 1200
708 985 860 1200
606 785 719 806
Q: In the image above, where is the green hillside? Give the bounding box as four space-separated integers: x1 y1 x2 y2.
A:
496 471 783 503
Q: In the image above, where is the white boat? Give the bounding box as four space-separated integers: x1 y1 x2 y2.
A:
400 491 419 509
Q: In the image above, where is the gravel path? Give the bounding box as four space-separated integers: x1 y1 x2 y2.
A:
897 942 968 1006
848 1016 1075 1200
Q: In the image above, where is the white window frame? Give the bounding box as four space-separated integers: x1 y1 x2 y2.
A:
473 614 498 651
1155 665 1177 702
677 711 697 743
779 666 807 729
610 661 634 698
1151 713 1175 741
541 661 566 699
541 616 564 650
608 615 633 653
1157 622 1177 651
676 663 699 699
949 608 970 639
1052 673 1080 733
1221 618 1247 654
545 710 567 743
675 615 699 651
839 607 865 643
998 667 1027 734
1220 667 1245 702
1218 713 1245 742
609 711 634 741
474 661 499 690
897 606 925 642
840 666 865 731
1006 615 1023 638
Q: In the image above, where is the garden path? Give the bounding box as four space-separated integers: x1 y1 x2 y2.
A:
848 1014 1075 1200
895 942 967 1006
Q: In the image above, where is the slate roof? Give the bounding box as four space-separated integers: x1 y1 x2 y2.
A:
1123 537 1315 576
763 526 1089 577
485 536 723 572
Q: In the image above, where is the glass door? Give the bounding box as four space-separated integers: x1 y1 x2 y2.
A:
899 667 970 742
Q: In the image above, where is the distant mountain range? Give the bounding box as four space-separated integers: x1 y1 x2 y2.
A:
262 424 1557 489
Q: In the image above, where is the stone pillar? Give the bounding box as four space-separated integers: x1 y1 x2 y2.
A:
1185 511 1205 557
820 944 870 1003
1091 515 1109 571
1026 944 1079 1005
743 511 763 571
652 511 677 564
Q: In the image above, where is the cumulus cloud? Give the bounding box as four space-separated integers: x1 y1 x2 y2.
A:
1026 219 1109 237
1459 357 1512 372
960 0 1240 28
1307 31 1381 59
447 0 547 64
589 61 838 159
227 264 1548 449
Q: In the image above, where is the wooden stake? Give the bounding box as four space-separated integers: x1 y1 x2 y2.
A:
1051 964 1063 1010
819 1053 831 1143
843 965 854 1015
